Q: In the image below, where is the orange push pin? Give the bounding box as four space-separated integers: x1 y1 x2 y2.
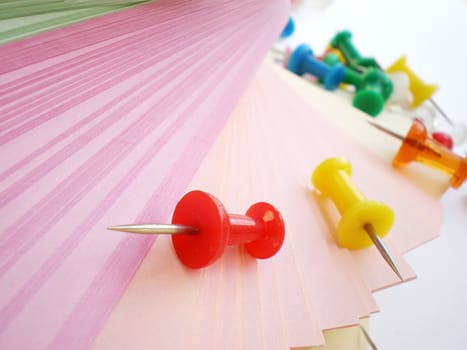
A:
108 190 285 268
369 119 467 189
312 157 402 280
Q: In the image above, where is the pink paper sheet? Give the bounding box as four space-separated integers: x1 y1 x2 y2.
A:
0 0 289 348
93 62 442 349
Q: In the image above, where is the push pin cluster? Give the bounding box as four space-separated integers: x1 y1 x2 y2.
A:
109 190 285 268
286 30 394 117
327 29 462 140
282 30 465 147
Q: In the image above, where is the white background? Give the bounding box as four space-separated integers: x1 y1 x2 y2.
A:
284 0 467 348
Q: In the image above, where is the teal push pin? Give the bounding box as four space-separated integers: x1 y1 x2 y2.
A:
287 44 345 90
280 17 295 39
331 30 380 70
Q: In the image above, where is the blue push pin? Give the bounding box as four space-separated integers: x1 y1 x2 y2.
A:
287 44 345 90
280 17 295 39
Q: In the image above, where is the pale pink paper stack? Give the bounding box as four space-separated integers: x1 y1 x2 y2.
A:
0 0 441 349
92 62 442 349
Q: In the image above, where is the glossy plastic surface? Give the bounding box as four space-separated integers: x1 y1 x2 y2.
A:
312 157 394 249
322 53 392 116
432 131 453 150
352 68 393 116
244 202 285 259
171 191 285 268
288 44 344 90
330 30 359 61
330 30 379 69
353 89 385 117
362 68 393 100
393 119 467 188
386 56 438 108
324 52 362 89
280 17 295 38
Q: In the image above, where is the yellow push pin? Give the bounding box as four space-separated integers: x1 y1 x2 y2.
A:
386 56 438 109
387 56 467 145
312 157 402 280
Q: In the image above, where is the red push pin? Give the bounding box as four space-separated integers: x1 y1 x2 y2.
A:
431 131 453 150
108 190 285 268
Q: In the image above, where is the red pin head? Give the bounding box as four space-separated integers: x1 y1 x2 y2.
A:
431 131 453 150
172 191 285 268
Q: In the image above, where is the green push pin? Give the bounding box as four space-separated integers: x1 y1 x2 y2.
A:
324 53 393 117
323 53 365 89
353 68 393 117
330 30 380 70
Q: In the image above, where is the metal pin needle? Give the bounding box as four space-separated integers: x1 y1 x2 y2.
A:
359 325 378 350
429 98 454 127
107 224 198 235
367 121 405 142
367 121 442 158
364 223 403 280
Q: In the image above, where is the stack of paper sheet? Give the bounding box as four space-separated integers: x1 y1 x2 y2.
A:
0 0 442 349
0 0 288 347
92 62 442 349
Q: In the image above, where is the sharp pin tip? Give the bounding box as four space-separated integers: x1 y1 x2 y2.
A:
394 267 404 281
107 225 125 232
364 224 404 281
105 223 198 235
